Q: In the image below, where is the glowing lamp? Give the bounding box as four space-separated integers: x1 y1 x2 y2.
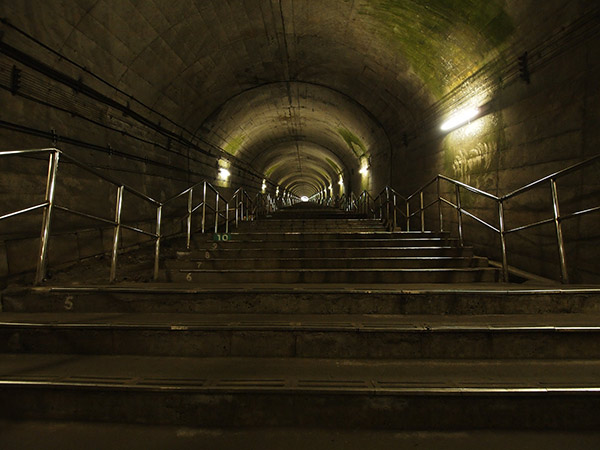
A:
441 107 480 132
218 168 230 180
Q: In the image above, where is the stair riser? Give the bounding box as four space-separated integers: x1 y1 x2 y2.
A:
167 258 487 270
185 247 473 259
2 328 600 359
218 233 447 241
168 270 499 284
1 387 599 430
6 290 600 315
194 239 460 249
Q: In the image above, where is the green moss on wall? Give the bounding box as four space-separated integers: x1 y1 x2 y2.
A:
359 0 514 96
223 135 245 155
338 128 367 158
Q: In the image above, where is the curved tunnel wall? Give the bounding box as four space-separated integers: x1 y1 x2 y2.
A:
0 0 598 282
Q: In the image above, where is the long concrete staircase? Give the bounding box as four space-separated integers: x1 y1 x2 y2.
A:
1 203 600 447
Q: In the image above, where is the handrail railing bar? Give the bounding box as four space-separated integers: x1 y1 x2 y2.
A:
406 176 438 201
459 208 500 233
503 154 600 200
560 205 600 221
59 153 160 206
120 223 158 238
190 202 205 215
504 217 555 234
438 197 499 233
440 197 458 209
54 205 117 227
438 175 500 201
55 205 162 237
0 202 48 222
0 148 58 157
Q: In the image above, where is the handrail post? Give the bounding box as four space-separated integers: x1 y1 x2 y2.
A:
35 150 60 285
551 179 569 283
201 181 207 234
385 188 390 224
437 177 443 232
234 192 239 228
186 188 193 249
393 194 397 231
153 204 162 281
406 201 410 231
420 191 425 232
225 203 229 233
214 192 220 233
498 200 509 282
455 184 464 247
109 185 124 283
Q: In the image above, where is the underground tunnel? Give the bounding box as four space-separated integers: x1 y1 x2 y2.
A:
1 0 600 446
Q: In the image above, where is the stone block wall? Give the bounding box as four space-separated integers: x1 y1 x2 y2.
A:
398 23 600 283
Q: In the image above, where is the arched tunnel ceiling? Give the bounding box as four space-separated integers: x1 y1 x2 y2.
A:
0 0 516 195
198 81 388 191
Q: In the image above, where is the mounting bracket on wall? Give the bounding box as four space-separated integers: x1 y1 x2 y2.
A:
51 128 58 146
10 65 20 95
518 51 530 84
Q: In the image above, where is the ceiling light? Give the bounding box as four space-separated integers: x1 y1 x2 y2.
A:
441 107 480 132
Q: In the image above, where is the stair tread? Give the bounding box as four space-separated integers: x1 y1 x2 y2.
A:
1 354 600 392
2 312 598 330
175 267 499 273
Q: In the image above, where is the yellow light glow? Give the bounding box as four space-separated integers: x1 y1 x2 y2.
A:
261 179 267 193
276 187 280 196
218 167 230 180
441 107 480 131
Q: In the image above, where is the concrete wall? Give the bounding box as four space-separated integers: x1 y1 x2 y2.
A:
397 16 600 283
0 66 259 284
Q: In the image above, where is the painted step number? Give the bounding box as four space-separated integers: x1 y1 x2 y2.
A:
213 233 232 242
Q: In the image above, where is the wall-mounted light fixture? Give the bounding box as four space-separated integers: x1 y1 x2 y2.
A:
441 106 480 132
218 167 230 180
261 179 267 193
275 186 280 196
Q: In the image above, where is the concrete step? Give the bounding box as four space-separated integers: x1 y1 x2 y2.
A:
166 256 489 271
7 285 597 315
182 246 474 260
1 312 600 358
3 422 600 450
1 354 599 430
167 267 500 283
193 237 462 249
213 232 449 242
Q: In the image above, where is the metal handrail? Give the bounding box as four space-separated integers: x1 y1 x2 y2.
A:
0 147 256 285
353 154 600 283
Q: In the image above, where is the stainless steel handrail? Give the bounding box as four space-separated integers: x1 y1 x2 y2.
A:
352 154 600 283
1 148 162 283
0 147 255 285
